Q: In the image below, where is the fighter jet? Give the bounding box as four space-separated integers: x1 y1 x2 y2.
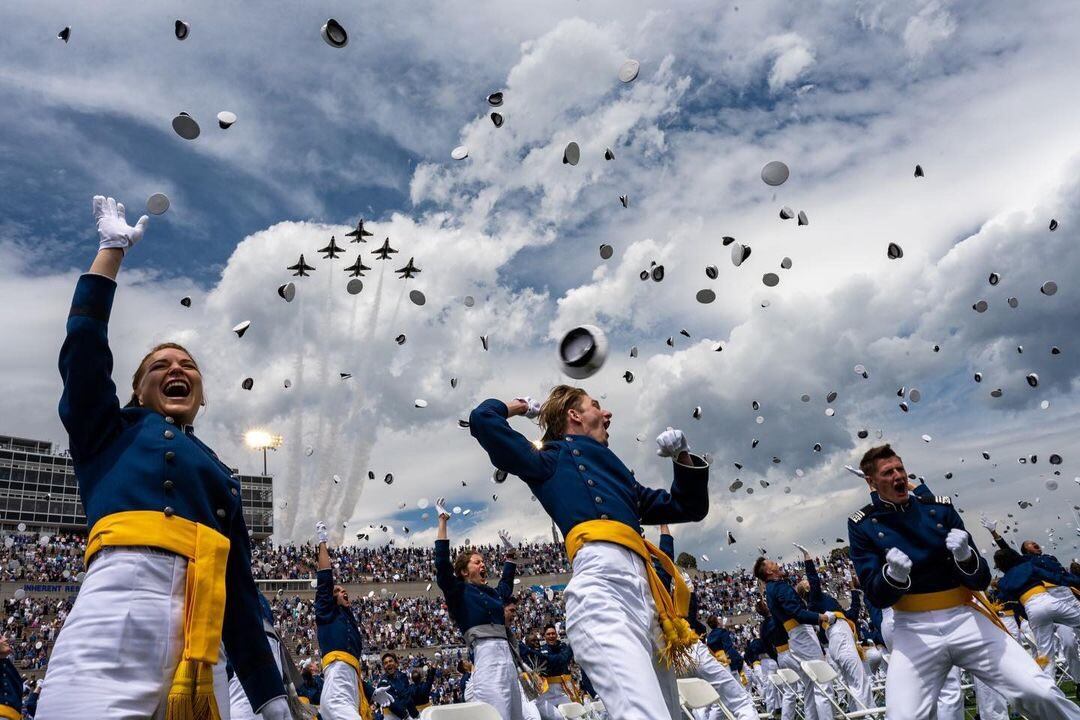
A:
287 254 315 277
395 257 421 279
345 219 374 243
372 238 398 260
318 235 345 260
344 253 371 278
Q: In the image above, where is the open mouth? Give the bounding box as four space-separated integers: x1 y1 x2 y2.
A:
162 378 191 399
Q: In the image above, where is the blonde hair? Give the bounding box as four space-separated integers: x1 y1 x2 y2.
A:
538 385 589 442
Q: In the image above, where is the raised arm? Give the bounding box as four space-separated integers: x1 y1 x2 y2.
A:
796 543 823 606
434 500 458 596
469 399 557 482
313 523 336 623
636 457 710 525
774 582 823 626
655 526 675 592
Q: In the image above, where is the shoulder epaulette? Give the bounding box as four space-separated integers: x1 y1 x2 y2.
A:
916 494 952 506
849 503 874 523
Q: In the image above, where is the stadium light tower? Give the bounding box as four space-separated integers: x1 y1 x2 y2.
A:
244 429 283 476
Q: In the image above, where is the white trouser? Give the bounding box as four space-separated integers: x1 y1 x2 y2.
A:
785 624 832 720
1056 624 1080 683
886 603 1080 719
937 667 964 720
775 651 801 720
973 675 1009 720
322 659 361 720
36 548 230 719
464 638 525 720
825 620 873 710
758 657 780 713
229 634 284 720
682 642 757 720
564 542 680 720
1025 589 1080 669
535 680 572 720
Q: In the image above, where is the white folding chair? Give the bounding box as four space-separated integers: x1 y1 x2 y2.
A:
677 677 727 720
420 701 502 719
557 701 590 719
799 660 885 719
771 669 806 720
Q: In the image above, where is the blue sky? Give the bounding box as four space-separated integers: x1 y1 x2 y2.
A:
1 0 1079 568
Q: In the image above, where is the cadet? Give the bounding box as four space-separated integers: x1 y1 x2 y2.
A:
847 443 1079 719
38 196 287 718
469 387 709 719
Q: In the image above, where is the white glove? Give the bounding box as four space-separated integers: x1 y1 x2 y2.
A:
793 543 810 556
515 396 541 419
979 513 997 533
497 529 514 549
93 195 148 253
372 685 394 707
946 528 973 563
884 547 912 584
823 611 836 624
257 697 291 720
315 521 329 545
655 427 689 458
435 497 450 519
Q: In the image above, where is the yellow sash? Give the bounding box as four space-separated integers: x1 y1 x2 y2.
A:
565 520 698 670
776 643 790 653
782 618 800 632
711 648 730 666
0 705 20 720
322 651 373 720
893 587 1009 634
544 674 582 703
87 511 230 720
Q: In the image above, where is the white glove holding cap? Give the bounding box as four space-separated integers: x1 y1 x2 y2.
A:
258 697 291 720
979 513 997 533
515 396 541 419
93 195 148 253
884 547 912 584
315 521 329 545
656 427 689 458
372 686 394 707
946 528 973 563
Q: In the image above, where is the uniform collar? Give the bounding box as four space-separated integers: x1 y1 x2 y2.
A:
562 433 607 448
870 491 911 512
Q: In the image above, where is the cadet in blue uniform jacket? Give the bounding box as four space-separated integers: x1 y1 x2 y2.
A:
378 653 423 720
0 636 24 719
469 389 709 720
846 443 1079 720
704 620 744 675
434 500 525 720
315 522 390 719
37 196 287 719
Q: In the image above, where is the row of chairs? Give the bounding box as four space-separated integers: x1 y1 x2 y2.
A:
417 699 606 719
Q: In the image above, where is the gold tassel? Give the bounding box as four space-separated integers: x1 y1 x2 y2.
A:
166 660 221 720
657 613 698 671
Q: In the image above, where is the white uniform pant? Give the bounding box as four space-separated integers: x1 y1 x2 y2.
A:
973 675 1009 720
683 642 757 720
464 639 526 720
784 625 832 720
825 620 873 710
229 634 284 720
886 604 1080 719
322 659 361 720
1026 589 1080 671
758 658 780 713
936 668 964 720
535 681 572 720
1056 624 1080 683
36 548 230 719
564 542 680 720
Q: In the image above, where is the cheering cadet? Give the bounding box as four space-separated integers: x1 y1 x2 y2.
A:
848 443 1079 719
378 653 425 720
434 500 525 719
527 624 575 720
793 544 873 710
39 196 288 718
315 522 392 720
469 387 709 719
755 555 833 719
